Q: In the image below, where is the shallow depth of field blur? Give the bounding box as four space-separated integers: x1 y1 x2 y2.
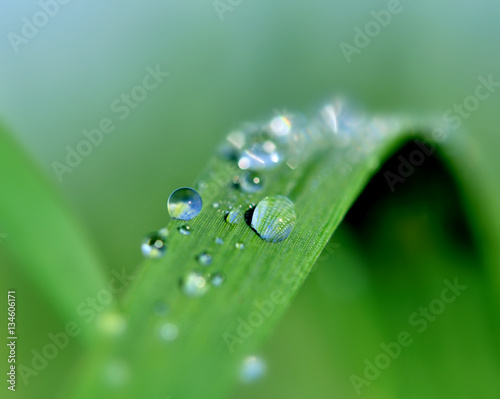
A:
1 0 500 398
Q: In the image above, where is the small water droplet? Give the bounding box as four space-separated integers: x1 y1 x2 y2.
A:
196 251 213 266
238 138 281 171
97 312 127 336
168 187 202 220
232 175 241 186
141 233 167 258
240 356 266 383
235 242 245 250
269 114 292 137
180 271 210 297
239 171 264 193
212 202 220 209
158 227 169 237
215 237 224 245
159 322 179 341
251 195 296 243
154 301 169 316
226 209 243 224
178 225 191 236
210 272 225 287
104 359 130 387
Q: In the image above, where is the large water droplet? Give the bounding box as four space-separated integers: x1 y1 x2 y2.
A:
181 271 210 297
226 209 243 224
196 251 213 266
141 233 167 258
239 171 264 193
168 187 202 220
251 195 296 243
240 356 266 383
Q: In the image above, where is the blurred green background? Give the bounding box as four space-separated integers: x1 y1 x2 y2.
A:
1 0 500 398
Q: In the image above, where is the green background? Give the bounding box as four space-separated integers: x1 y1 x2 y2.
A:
1 0 499 398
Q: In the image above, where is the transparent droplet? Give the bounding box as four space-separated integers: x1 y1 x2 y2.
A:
197 181 208 191
158 227 169 237
318 100 362 148
181 271 210 297
235 242 245 250
97 312 127 336
154 301 169 316
159 322 179 341
196 251 213 266
238 139 281 171
141 233 167 258
178 225 191 236
215 237 224 245
251 195 296 243
239 172 264 193
240 356 266 383
168 187 202 220
104 359 130 387
210 272 225 287
226 209 243 224
269 114 292 137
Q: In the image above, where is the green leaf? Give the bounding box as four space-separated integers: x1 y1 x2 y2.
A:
0 123 110 341
65 107 499 399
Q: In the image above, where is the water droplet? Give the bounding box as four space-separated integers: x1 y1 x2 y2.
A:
197 181 208 191
210 272 225 287
269 114 292 137
235 242 245 250
178 225 191 235
104 359 130 387
167 187 202 220
238 140 280 171
196 251 213 266
158 227 169 237
154 301 169 316
212 202 220 209
215 237 224 245
227 130 246 149
226 209 243 224
240 356 266 383
141 233 167 258
251 195 296 243
97 312 127 336
159 322 179 341
181 271 210 297
239 171 264 193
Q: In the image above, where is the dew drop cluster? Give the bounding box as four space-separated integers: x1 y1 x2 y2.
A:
134 99 400 384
